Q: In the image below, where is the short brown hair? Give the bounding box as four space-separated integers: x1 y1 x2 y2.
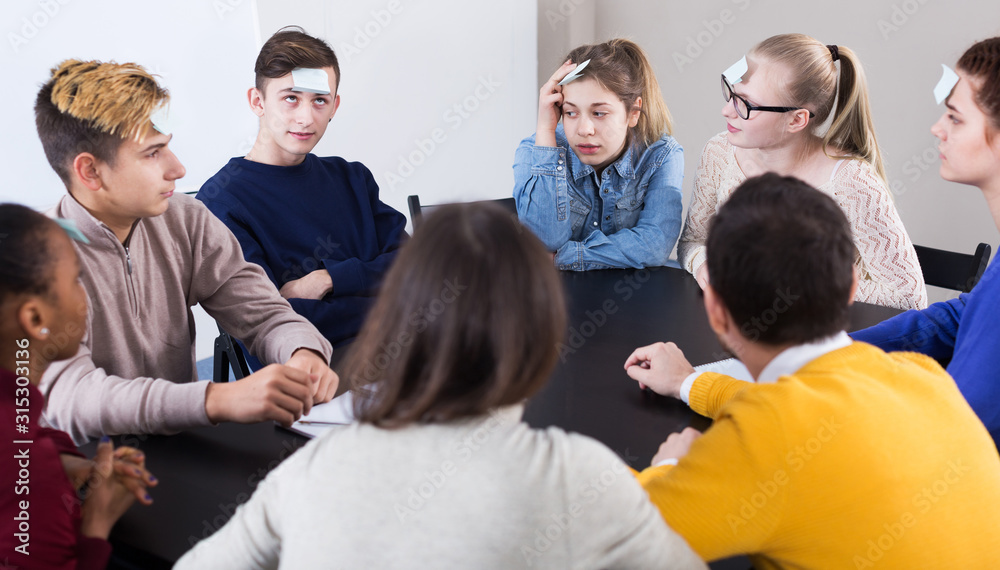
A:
34 60 168 187
707 173 855 346
255 26 340 93
957 37 1000 136
342 203 567 428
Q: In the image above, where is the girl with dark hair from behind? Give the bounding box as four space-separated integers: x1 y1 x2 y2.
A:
175 202 707 570
514 38 685 271
0 204 156 569
854 36 1000 446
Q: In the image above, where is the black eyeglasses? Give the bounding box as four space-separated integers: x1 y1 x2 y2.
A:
721 75 814 120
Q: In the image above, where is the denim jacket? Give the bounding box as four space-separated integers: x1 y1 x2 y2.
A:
512 125 684 270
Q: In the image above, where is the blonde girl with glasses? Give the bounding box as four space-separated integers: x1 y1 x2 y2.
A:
678 33 927 311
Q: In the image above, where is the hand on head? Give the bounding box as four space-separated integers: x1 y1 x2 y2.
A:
535 60 579 147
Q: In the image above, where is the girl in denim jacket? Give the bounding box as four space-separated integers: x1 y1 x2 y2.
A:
513 39 684 271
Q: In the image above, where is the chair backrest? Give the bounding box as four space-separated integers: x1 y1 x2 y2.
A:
213 324 251 382
913 242 991 293
408 195 517 230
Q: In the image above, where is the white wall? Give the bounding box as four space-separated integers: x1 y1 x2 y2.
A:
539 0 1000 302
6 0 995 361
1 0 538 361
255 0 539 227
0 0 259 207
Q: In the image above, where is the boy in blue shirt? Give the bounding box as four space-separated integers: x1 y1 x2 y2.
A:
199 26 406 353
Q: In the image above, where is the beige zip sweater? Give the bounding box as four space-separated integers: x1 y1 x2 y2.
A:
41 194 332 444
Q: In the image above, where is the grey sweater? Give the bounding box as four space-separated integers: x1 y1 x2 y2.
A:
41 194 332 444
175 406 707 569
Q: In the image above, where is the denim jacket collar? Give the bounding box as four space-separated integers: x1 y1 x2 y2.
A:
569 139 639 182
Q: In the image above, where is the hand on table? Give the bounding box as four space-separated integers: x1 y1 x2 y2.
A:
286 348 339 404
623 341 695 399
205 363 316 427
695 263 710 290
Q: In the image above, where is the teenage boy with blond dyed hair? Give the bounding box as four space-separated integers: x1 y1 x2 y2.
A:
36 59 339 444
624 174 1000 568
198 27 406 352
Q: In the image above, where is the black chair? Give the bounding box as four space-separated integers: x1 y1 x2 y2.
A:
913 242 991 293
212 324 251 383
407 195 517 230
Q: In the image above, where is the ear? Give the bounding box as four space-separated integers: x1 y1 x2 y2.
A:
71 153 102 192
15 297 49 343
248 87 266 118
786 108 811 134
703 284 735 338
329 94 341 122
628 96 642 128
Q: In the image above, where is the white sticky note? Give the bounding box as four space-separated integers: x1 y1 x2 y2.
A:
291 67 331 94
723 55 748 85
934 64 959 105
149 104 172 135
558 59 591 86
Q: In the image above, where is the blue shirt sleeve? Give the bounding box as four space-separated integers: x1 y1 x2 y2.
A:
197 194 282 286
850 296 965 363
512 134 572 253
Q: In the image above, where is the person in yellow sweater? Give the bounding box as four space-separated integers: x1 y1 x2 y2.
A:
623 172 1000 568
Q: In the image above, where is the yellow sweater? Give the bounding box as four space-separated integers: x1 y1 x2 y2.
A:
638 343 1000 569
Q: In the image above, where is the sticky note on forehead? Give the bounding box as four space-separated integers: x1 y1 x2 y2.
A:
150 104 172 135
723 55 748 85
291 68 331 94
558 59 591 86
934 64 959 105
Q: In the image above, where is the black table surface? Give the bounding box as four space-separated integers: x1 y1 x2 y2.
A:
87 266 902 567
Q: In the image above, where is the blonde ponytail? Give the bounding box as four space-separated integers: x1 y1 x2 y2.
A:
823 46 887 182
751 34 887 183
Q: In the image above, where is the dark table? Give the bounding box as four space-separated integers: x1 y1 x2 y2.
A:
92 266 902 568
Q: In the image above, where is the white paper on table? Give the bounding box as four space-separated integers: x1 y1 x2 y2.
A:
694 358 754 383
286 391 356 438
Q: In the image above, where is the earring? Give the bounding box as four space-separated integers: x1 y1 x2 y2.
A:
40 328 50 335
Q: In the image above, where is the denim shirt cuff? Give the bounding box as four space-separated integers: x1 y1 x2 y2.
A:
555 241 584 270
531 145 568 175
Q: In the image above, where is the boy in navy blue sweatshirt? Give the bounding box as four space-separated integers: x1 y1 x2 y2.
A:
199 26 406 353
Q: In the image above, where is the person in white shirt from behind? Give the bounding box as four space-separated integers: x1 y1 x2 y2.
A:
175 202 706 570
